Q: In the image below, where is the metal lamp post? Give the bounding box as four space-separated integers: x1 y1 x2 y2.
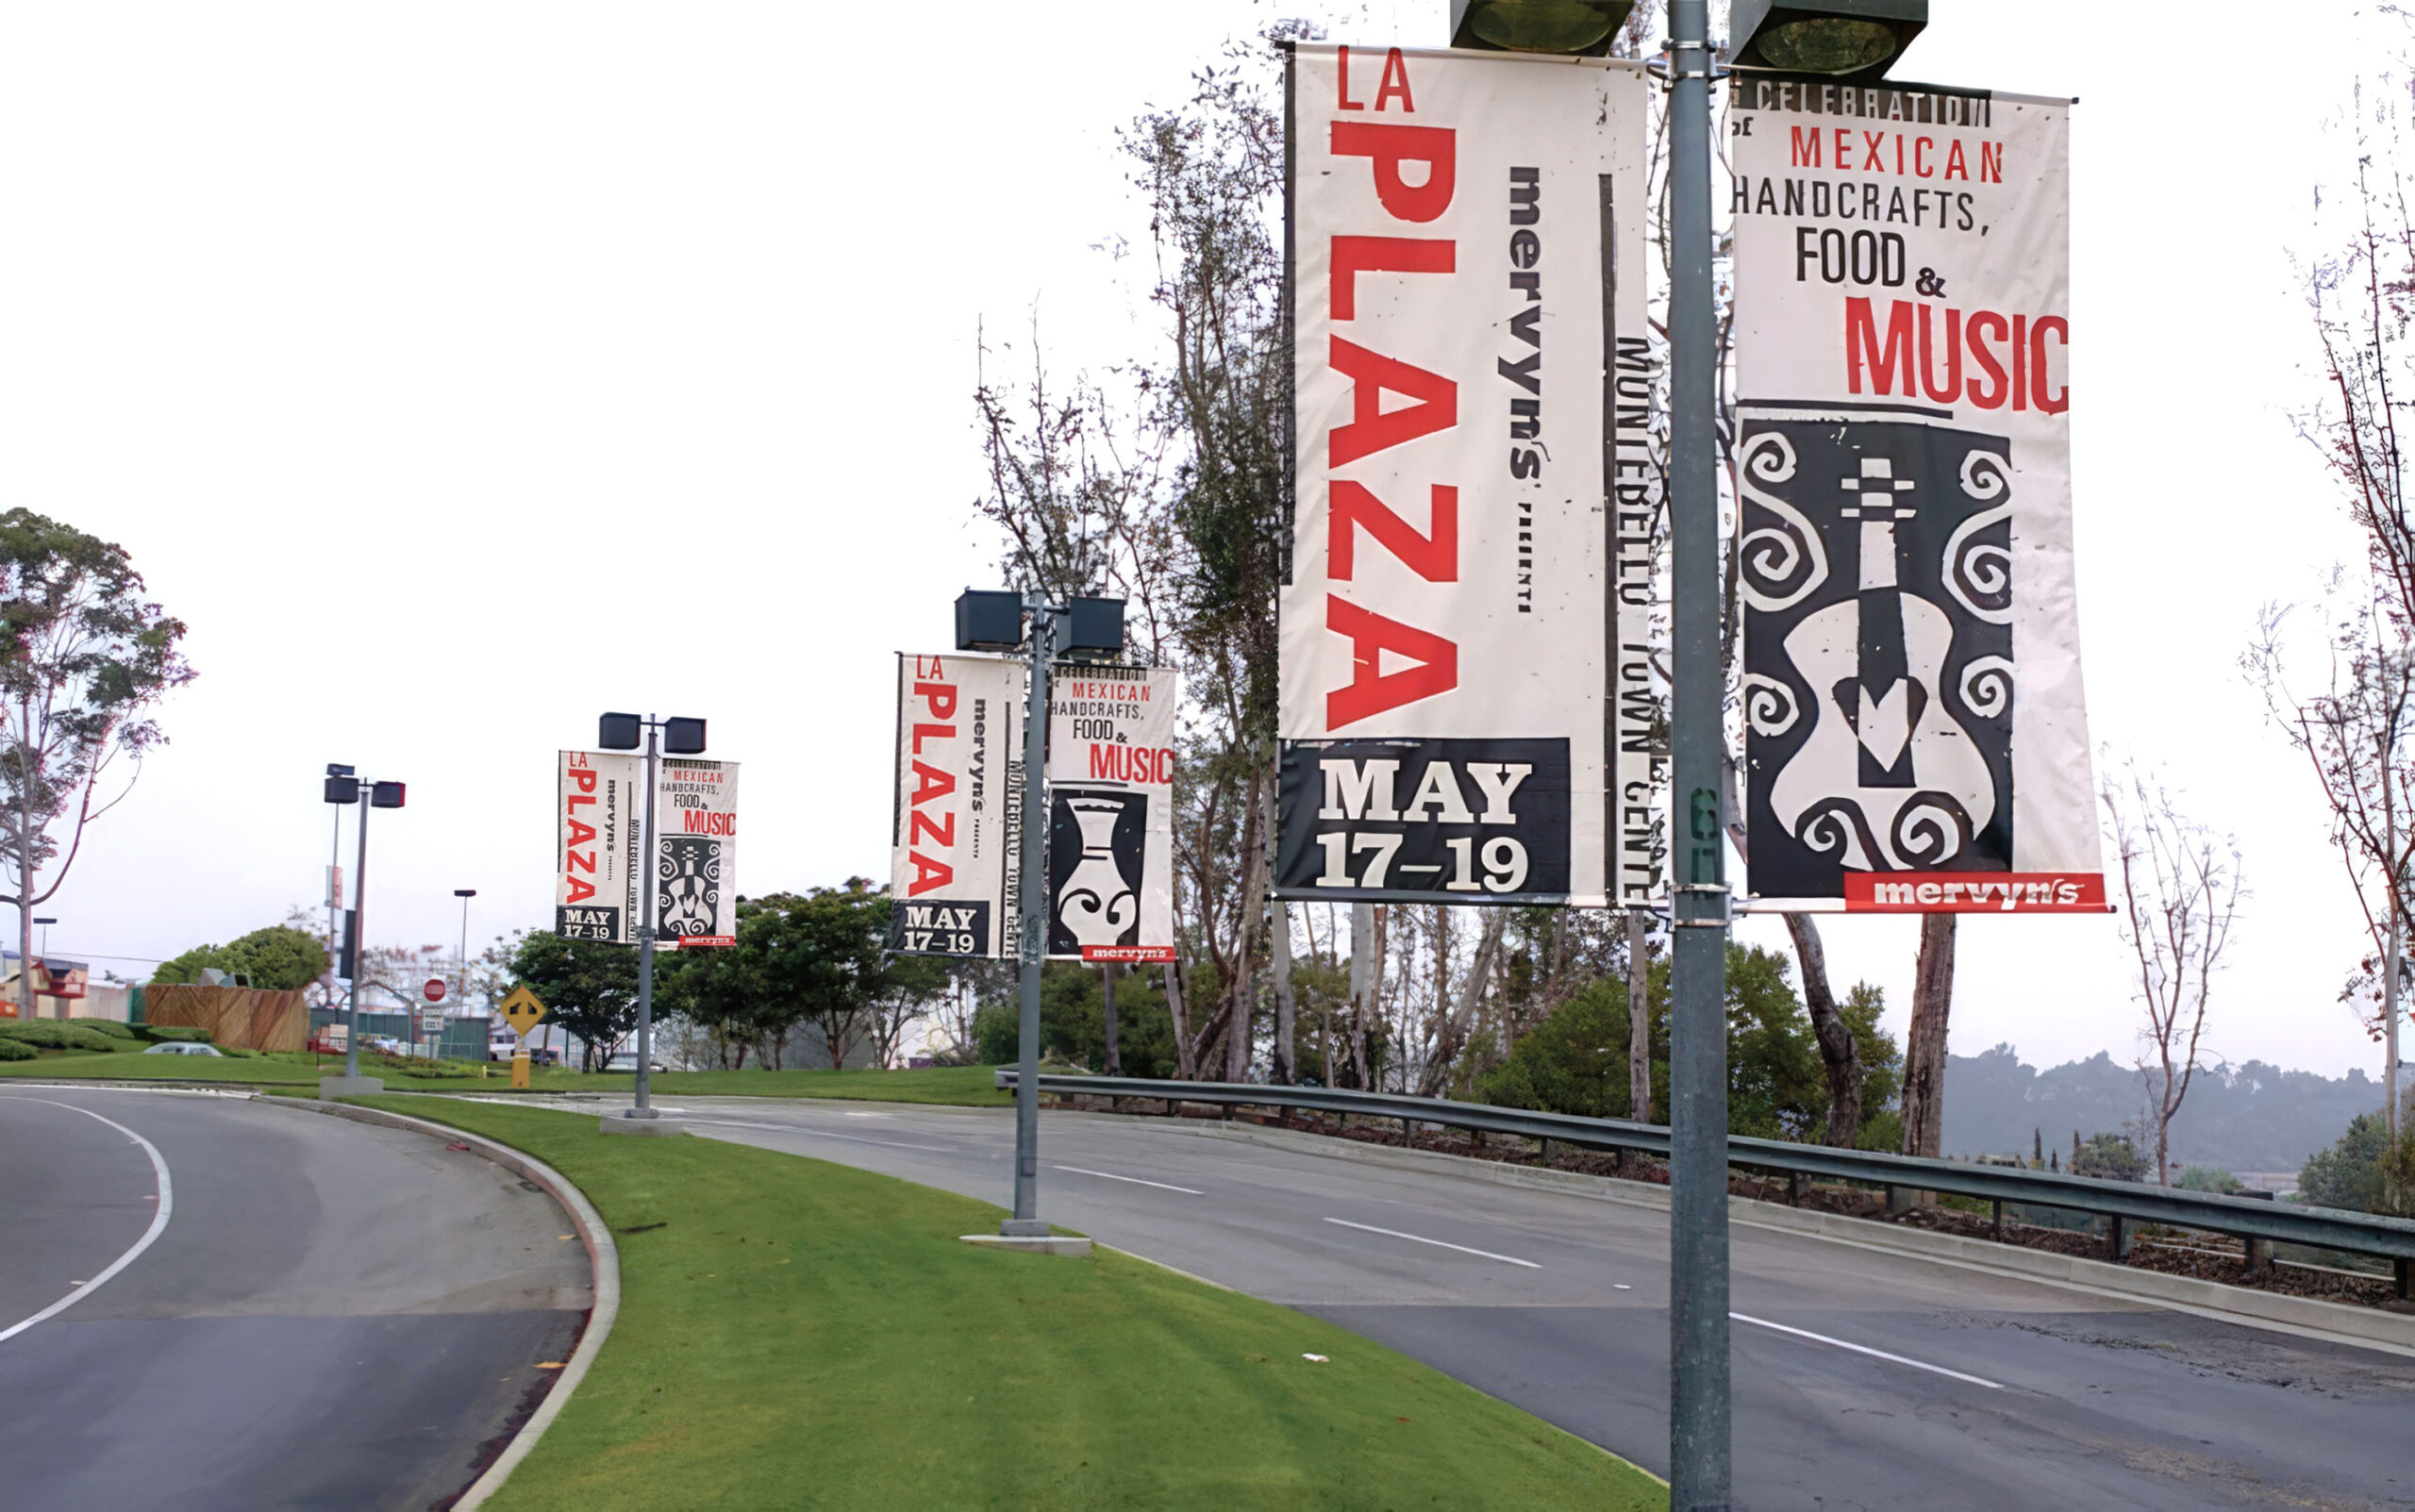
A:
596 711 707 1119
454 888 476 1058
955 588 1124 1238
322 773 405 1088
1446 3 1924 1504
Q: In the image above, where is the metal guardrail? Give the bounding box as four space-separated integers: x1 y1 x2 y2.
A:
999 1071 2415 1289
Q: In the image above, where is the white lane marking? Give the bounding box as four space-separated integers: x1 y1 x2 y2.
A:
0 1098 175 1344
1323 1217 1541 1269
678 1117 956 1154
1731 1311 2004 1389
1053 1165 1203 1194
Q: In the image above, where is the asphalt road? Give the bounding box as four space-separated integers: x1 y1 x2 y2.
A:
0 1088 591 1512
579 1094 2415 1512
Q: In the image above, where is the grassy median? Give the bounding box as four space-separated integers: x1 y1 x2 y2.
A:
0 1054 1010 1105
359 1096 1662 1512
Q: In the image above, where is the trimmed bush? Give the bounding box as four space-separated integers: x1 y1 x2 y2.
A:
136 1025 212 1043
70 1018 141 1041
0 1022 117 1053
0 1037 35 1061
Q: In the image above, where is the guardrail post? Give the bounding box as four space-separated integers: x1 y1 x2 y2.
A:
1401 1116 1415 1147
2109 1215 2132 1259
1884 1184 1903 1215
1990 1199 2004 1241
1787 1171 1803 1206
2244 1236 2273 1276
2398 1255 2411 1302
1540 1137 1554 1166
1611 1146 1625 1175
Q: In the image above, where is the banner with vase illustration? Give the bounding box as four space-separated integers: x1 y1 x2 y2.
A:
1729 77 2102 912
1045 665 1177 961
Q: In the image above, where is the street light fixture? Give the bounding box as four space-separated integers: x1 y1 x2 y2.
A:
953 588 1124 1238
1449 0 1634 55
1729 0 1925 79
323 771 405 1090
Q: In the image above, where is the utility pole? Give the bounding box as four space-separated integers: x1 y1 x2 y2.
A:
1664 1 1734 1505
1005 593 1057 1235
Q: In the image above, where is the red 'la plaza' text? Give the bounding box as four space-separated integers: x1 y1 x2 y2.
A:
562 753 603 904
904 657 961 897
1321 46 1461 730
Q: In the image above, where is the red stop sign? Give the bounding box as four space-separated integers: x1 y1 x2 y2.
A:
423 977 447 1004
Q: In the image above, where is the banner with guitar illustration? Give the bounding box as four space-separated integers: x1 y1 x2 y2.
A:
1730 78 2102 912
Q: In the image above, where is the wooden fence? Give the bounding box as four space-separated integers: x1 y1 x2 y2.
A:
142 984 309 1052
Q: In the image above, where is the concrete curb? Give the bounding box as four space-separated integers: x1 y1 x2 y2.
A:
257 1096 623 1507
1186 1121 2415 1360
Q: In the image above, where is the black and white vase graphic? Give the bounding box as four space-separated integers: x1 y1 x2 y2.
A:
658 836 722 939
1740 417 2014 898
1047 789 1143 955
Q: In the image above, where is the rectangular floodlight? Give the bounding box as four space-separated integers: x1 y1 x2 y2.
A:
599 712 643 751
664 717 707 755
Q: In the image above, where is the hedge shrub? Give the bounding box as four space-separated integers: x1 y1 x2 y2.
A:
70 1018 141 1040
0 1022 117 1053
136 1025 212 1043
0 1037 34 1061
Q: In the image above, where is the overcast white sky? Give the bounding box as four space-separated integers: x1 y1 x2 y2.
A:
1 3 2400 1079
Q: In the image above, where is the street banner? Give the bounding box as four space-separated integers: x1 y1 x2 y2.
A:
657 757 740 946
1731 78 2102 912
1045 665 1178 961
889 653 1024 957
1277 43 1655 906
558 750 643 942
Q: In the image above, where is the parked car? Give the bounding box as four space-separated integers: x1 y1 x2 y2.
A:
605 1052 668 1073
142 1042 223 1057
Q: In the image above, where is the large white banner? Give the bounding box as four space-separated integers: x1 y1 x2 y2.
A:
1277 43 1652 906
890 653 1024 957
1731 79 2102 912
1045 665 1177 961
656 758 739 946
558 750 643 942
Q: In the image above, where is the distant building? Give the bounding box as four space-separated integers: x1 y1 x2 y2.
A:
0 955 129 1021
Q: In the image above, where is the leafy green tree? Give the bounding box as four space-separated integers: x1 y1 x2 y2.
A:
2175 1165 2245 1194
0 509 194 1017
152 924 327 990
507 933 641 1072
1474 943 1903 1143
223 925 328 991
972 963 1181 1076
2074 1132 2148 1183
153 943 229 986
2298 1110 2415 1215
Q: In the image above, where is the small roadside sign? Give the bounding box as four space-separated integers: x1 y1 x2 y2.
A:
500 985 548 1039
424 977 447 1004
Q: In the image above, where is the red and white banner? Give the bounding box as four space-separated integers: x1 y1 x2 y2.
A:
1731 78 2102 911
558 750 643 942
1277 43 1653 906
889 653 1024 957
657 757 739 947
1046 665 1177 961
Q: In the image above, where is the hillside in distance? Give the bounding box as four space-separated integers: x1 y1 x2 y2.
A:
1942 1044 2392 1174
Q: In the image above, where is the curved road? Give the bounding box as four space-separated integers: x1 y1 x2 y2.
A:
588 1094 2415 1511
0 1088 590 1512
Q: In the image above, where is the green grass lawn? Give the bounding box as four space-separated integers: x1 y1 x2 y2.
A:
0 1052 1010 1105
361 1096 1663 1512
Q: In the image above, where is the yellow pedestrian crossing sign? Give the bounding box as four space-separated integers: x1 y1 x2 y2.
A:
501 985 549 1039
